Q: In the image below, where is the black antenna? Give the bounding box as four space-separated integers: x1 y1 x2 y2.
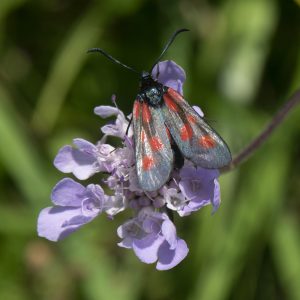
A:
149 28 189 73
87 48 140 75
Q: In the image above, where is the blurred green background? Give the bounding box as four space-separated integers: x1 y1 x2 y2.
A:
1 0 300 299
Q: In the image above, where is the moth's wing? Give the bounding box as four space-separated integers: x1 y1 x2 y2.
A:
162 88 231 168
132 100 173 191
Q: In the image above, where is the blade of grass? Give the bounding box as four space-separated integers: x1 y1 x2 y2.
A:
31 3 105 135
218 0 278 103
31 0 144 136
0 83 51 206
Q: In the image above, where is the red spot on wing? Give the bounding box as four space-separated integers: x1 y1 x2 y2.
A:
164 94 179 112
187 114 197 124
168 88 183 102
142 102 151 123
149 136 163 151
142 155 155 171
180 124 193 141
133 101 140 119
199 135 216 148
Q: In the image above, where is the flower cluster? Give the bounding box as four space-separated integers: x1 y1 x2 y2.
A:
37 61 221 270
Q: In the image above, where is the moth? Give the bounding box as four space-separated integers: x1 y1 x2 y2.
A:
88 29 231 192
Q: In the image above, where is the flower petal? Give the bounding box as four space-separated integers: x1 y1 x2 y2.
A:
193 105 204 118
51 178 85 206
54 145 98 180
161 219 177 250
152 60 186 94
53 145 76 173
179 166 219 182
211 179 221 214
73 138 97 154
94 106 119 118
73 164 98 180
179 166 220 209
117 237 133 249
156 239 189 271
100 113 128 138
37 206 83 241
132 233 165 264
62 214 95 227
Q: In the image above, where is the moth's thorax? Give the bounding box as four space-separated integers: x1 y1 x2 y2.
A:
138 72 165 106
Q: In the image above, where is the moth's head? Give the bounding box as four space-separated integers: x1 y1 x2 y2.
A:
139 71 154 88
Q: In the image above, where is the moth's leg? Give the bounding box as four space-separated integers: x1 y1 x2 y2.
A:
125 115 133 136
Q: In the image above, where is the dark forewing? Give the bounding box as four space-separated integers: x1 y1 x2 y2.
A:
162 88 231 168
133 100 173 191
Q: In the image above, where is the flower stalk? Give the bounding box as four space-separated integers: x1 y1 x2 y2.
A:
221 89 300 172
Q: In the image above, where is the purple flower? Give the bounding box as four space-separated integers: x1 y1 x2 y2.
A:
178 165 220 216
117 207 189 270
37 178 106 241
54 138 119 180
94 104 132 138
38 60 223 271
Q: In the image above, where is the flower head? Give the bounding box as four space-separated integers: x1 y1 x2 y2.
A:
38 60 222 270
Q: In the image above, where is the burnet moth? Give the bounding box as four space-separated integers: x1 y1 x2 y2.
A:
88 29 231 192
